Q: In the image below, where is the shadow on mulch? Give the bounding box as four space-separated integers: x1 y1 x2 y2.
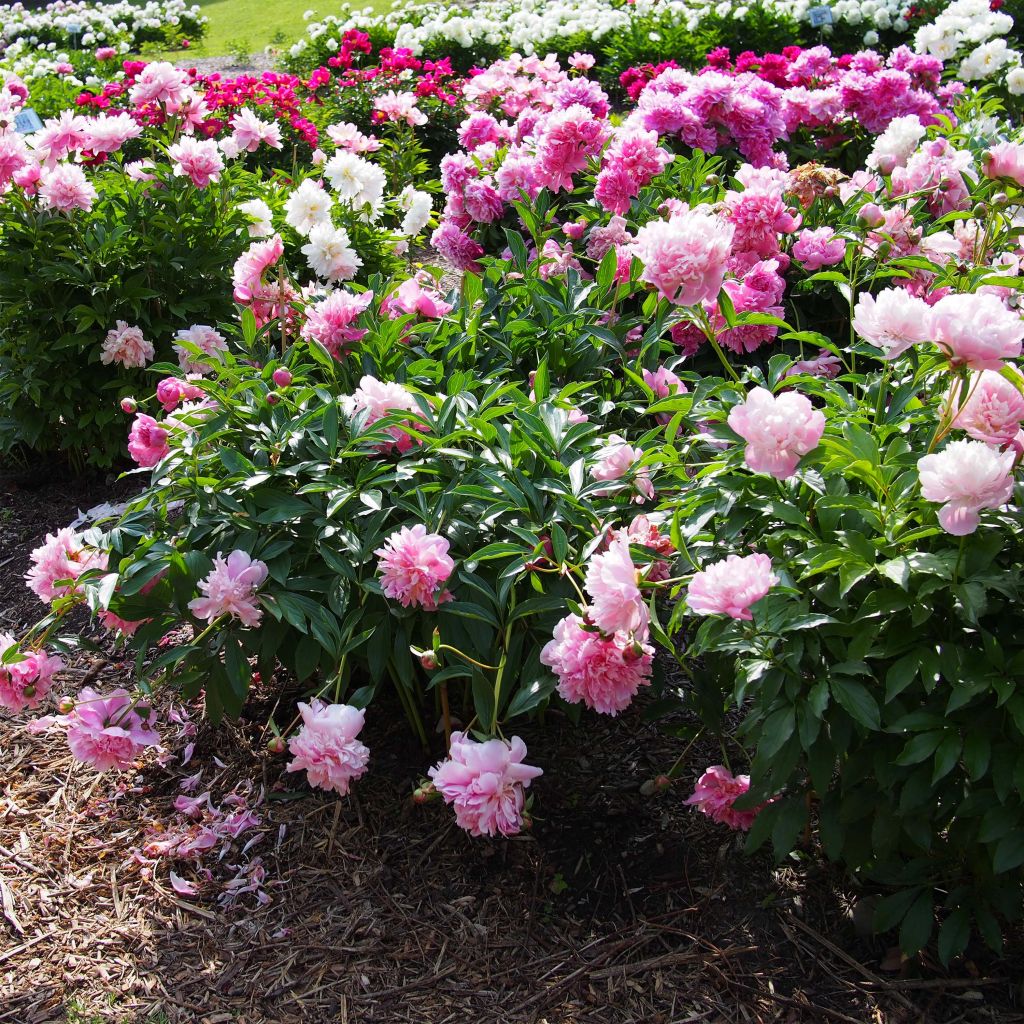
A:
1 472 1022 1024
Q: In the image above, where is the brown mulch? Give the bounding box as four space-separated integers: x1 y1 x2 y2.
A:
1 470 1022 1024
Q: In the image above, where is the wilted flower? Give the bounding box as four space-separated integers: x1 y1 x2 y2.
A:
0 634 63 713
685 765 762 831
62 687 161 771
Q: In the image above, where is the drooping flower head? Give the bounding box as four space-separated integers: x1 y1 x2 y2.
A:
584 538 648 637
428 732 543 837
25 527 107 603
101 321 154 369
0 634 63 714
687 553 778 621
127 414 170 468
286 700 369 796
62 687 161 771
188 550 269 627
685 765 761 831
375 525 454 610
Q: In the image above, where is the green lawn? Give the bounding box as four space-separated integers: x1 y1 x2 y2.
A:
179 0 389 57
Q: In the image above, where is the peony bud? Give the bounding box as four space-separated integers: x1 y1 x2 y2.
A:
267 736 286 754
705 174 720 187
419 650 439 670
22 685 36 699
858 202 884 228
412 783 435 804
58 696 75 714
121 397 137 414
993 192 1009 207
266 391 281 406
272 368 292 389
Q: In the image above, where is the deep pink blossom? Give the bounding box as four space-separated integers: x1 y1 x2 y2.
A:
375 525 454 609
0 634 63 714
685 766 761 831
127 414 170 468
792 227 846 271
301 289 373 357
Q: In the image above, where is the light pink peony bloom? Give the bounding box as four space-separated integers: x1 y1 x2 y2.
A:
38 163 97 212
63 687 161 771
174 324 228 372
584 538 648 637
728 387 825 479
928 292 1024 370
381 277 453 320
188 550 269 627
81 113 142 154
0 633 63 713
685 765 761 831
286 700 369 796
792 227 846 271
851 288 932 358
375 525 454 609
944 371 1024 445
569 52 596 71
129 62 189 106
428 731 543 837
632 206 734 307
783 350 843 380
300 289 373 358
687 553 778 620
0 132 30 186
541 613 653 715
127 414 170 468
917 439 1016 535
983 142 1024 186
101 320 154 368
229 107 283 152
373 90 427 127
345 375 423 454
25 527 107 603
591 434 655 501
168 137 224 189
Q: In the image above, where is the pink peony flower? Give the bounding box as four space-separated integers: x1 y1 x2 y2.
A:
0 634 63 714
792 227 846 271
851 288 933 359
590 434 655 501
63 687 160 771
129 62 189 107
300 289 373 358
569 52 596 71
534 104 608 193
174 324 228 372
944 370 1024 445
727 387 825 479
584 538 648 637
373 90 427 127
685 765 761 831
375 525 454 609
25 527 107 603
156 376 205 412
81 113 142 154
101 320 154 368
687 553 778 620
188 550 269 627
541 613 653 715
983 142 1024 186
38 163 96 212
917 439 1016 535
928 292 1024 370
428 731 543 837
229 107 283 152
381 277 453 320
286 700 369 796
127 414 170 468
168 137 224 189
632 206 734 307
345 375 423 454
95 47 117 61
783 349 843 380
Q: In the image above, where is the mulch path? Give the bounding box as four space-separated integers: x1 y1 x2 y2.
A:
1 470 1022 1024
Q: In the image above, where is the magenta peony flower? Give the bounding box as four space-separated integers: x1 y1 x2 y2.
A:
590 434 655 501
792 227 846 271
917 439 1016 535
168 137 224 189
101 320 154 368
928 292 1024 370
345 375 423 454
0 633 63 714
632 205 734 307
25 527 107 603
944 371 1024 445
541 613 653 715
63 687 160 771
584 538 648 637
188 550 269 627
687 553 778 620
851 288 932 359
38 163 97 212
685 765 761 831
428 731 543 837
728 386 825 480
156 376 204 412
286 700 370 796
375 525 454 610
127 413 170 468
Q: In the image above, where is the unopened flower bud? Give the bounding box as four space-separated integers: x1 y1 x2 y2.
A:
412 783 435 804
654 774 671 791
972 202 987 219
705 173 720 187
121 397 137 414
268 736 286 754
858 202 884 228
419 651 439 670
622 640 645 662
58 696 75 714
993 192 1008 207
272 368 292 389
266 391 281 406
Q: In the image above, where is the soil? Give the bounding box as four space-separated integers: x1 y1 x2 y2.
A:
1 470 1022 1024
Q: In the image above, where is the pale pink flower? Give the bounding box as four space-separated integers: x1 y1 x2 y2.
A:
632 206 734 307
326 122 380 153
95 47 117 61
584 538 648 637
590 434 655 501
286 700 369 796
174 325 228 372
0 634 63 714
783 350 843 380
944 370 1024 445
373 90 427 127
129 62 189 106
101 320 154 368
381 277 453 320
728 387 825 479
541 613 652 716
792 227 846 271
300 289 372 358
188 550 269 627
82 113 142 154
25 527 107 603
0 132 30 186
917 439 1016 535
345 375 422 454
569 52 596 71
428 731 543 837
63 687 160 771
687 553 778 620
929 292 1024 370
38 163 96 212
168 137 224 189
229 107 283 152
685 765 761 831
983 142 1024 186
127 414 170 468
375 525 454 610
851 288 932 358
